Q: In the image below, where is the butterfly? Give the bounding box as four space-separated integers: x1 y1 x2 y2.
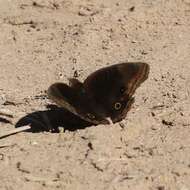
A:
47 62 149 125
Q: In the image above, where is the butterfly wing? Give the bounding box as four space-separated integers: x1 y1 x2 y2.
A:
47 83 79 116
47 82 109 124
83 62 150 122
48 62 149 125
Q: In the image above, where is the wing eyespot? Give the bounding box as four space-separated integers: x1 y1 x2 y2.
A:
114 102 122 110
87 113 95 119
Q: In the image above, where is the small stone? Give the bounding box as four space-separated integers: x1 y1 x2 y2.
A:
78 6 98 16
0 153 4 160
162 119 173 126
30 141 38 145
157 186 165 190
141 50 148 55
73 70 79 78
0 95 6 105
129 6 135 12
131 40 137 43
151 126 157 130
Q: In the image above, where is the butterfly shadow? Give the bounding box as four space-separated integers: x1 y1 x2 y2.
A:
15 104 93 133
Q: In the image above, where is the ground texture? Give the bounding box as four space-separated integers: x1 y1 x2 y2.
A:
0 0 190 190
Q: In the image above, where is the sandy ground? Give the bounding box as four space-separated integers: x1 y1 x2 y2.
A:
0 0 190 189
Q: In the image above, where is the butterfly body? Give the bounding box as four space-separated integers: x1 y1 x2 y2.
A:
48 62 149 125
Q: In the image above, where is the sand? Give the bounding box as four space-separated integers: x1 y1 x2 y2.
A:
0 0 190 189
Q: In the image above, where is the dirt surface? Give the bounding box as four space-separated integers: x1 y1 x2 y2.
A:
0 0 190 189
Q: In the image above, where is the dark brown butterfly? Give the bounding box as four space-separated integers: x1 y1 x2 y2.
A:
48 62 149 125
